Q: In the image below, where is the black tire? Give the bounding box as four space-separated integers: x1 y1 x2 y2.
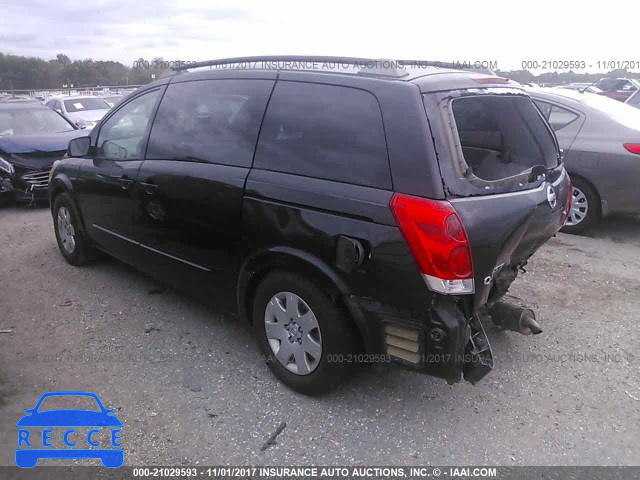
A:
253 271 358 395
560 177 600 235
52 192 96 265
0 191 14 208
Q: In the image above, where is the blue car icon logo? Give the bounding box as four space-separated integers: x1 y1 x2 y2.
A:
16 391 123 468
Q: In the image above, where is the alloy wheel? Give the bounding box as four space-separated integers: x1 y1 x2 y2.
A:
57 206 76 254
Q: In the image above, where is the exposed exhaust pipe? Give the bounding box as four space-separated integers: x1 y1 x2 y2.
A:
489 301 542 335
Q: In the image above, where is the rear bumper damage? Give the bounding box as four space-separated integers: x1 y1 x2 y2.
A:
357 275 543 385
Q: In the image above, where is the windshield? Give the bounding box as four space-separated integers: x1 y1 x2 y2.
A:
448 94 558 182
0 108 75 136
103 96 122 108
64 98 110 112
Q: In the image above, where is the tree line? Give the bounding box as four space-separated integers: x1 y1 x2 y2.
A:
0 53 168 90
1 52 639 90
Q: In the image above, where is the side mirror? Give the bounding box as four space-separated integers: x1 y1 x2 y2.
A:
68 136 91 157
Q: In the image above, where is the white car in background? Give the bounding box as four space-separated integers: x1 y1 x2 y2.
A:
44 96 110 129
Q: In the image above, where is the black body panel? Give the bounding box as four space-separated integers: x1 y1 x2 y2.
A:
47 62 568 387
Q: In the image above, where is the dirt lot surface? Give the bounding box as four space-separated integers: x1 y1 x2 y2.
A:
1 205 639 466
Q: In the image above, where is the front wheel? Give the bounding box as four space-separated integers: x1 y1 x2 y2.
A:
560 177 600 235
53 193 97 265
253 271 359 395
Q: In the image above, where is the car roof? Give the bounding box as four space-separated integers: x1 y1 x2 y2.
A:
155 56 519 94
526 87 594 103
0 101 51 110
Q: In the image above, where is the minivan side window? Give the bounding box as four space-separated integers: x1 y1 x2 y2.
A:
146 79 273 167
96 89 161 160
254 81 391 189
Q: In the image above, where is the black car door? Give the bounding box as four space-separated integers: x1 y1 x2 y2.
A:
74 87 164 265
134 77 275 310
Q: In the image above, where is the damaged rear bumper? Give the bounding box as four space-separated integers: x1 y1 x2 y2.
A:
356 293 541 385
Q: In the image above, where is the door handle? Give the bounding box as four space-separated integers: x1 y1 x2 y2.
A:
96 173 134 189
119 178 134 189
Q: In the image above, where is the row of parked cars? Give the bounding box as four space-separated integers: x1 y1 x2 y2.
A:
0 93 126 204
1 58 639 394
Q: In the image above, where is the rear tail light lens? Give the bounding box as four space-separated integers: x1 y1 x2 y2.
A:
561 173 573 225
390 193 474 295
623 143 640 155
472 76 509 84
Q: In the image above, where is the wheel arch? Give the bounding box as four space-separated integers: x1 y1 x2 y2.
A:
237 247 370 349
49 176 88 234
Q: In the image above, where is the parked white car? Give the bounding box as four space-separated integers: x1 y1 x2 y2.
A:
44 96 110 129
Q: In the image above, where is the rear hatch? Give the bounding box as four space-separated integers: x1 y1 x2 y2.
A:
422 87 571 310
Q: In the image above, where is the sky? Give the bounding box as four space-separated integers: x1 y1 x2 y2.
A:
1 0 639 72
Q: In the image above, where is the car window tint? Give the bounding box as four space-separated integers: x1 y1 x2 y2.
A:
547 105 579 130
254 81 391 189
97 89 161 160
533 100 552 119
146 79 273 167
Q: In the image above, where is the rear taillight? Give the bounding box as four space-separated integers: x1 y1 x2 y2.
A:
561 173 573 225
390 193 474 295
472 76 509 84
623 143 640 155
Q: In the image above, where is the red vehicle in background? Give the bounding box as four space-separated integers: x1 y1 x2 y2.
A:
594 78 639 102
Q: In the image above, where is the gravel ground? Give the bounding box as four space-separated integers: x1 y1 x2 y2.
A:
0 205 639 467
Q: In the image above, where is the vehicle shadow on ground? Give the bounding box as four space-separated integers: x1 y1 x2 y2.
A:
85 255 525 405
582 214 640 245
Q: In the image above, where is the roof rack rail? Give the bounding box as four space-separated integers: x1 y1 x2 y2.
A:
168 55 495 73
397 59 495 75
164 56 497 79
171 55 382 70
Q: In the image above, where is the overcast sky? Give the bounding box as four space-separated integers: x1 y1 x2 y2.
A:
1 0 638 72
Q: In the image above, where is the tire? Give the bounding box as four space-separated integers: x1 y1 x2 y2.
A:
0 191 14 208
253 271 358 395
53 192 96 265
560 177 600 235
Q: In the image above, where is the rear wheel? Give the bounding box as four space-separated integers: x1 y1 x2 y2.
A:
253 271 358 395
561 177 600 235
53 193 96 265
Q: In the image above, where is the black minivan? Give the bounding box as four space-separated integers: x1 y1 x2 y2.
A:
49 56 571 395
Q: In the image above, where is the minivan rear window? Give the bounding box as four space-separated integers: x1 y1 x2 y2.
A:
448 95 558 182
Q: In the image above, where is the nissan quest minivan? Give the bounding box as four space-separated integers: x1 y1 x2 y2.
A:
49 56 571 395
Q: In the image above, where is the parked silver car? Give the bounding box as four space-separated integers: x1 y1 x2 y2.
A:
44 96 110 129
527 87 640 234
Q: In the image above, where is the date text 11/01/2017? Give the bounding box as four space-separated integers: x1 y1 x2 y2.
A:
521 60 640 70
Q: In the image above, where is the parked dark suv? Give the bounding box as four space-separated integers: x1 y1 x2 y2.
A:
49 56 571 395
